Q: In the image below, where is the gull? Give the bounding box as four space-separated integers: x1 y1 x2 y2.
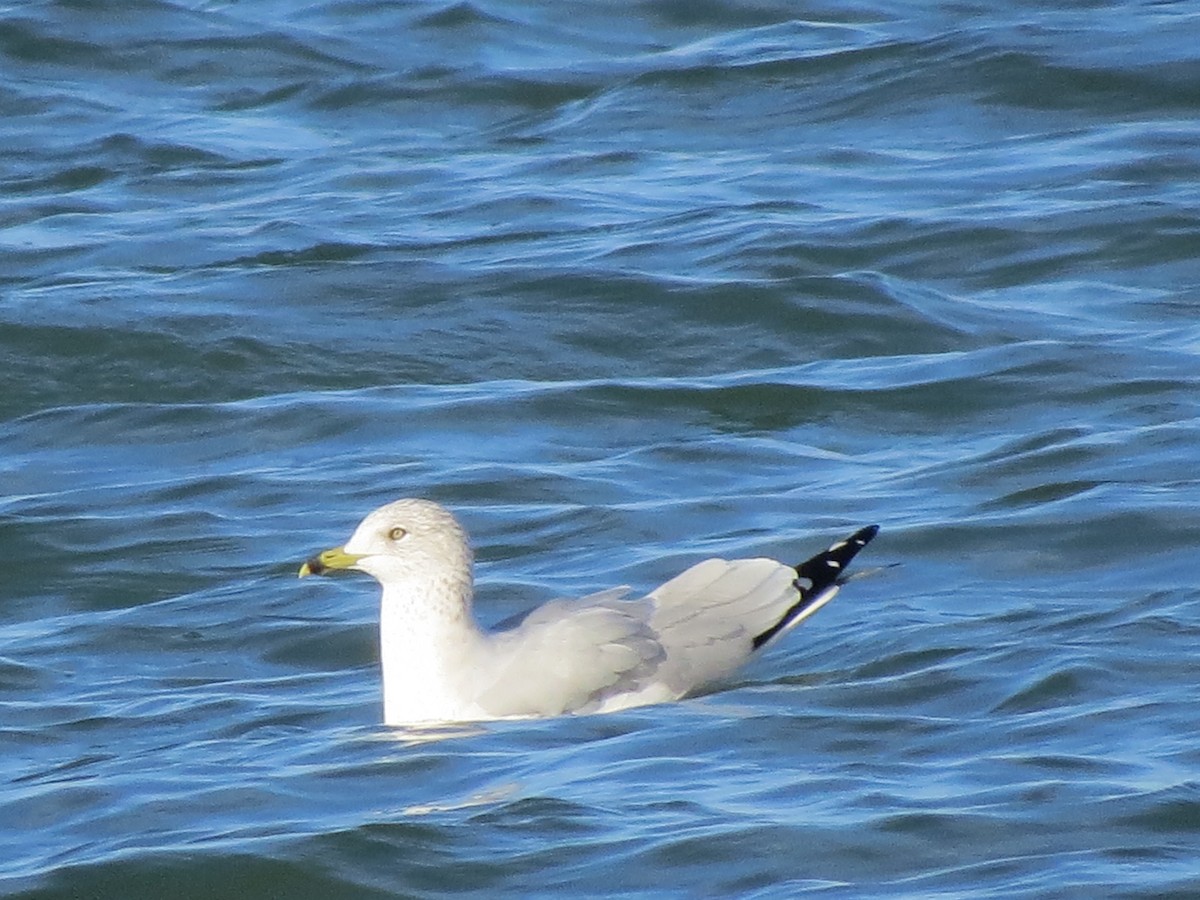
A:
299 498 878 726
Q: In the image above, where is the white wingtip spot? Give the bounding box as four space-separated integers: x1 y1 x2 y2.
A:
827 559 842 569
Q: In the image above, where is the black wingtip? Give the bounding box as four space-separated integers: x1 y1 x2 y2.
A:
751 524 880 651
794 524 879 589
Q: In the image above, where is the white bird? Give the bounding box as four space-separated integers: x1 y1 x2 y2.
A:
299 498 877 726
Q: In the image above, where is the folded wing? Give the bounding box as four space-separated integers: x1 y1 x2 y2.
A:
472 526 878 718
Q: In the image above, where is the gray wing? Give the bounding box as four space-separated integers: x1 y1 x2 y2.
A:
646 557 803 695
472 588 667 718
469 561 803 717
645 525 880 693
468 528 876 718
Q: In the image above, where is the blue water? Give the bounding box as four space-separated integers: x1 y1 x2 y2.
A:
3 1 1199 896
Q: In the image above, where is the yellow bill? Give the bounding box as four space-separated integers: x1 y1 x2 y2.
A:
298 546 365 578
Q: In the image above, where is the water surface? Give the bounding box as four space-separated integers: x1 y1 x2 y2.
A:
2 1 1199 897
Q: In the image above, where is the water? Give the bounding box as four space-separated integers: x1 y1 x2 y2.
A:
3 0 1199 896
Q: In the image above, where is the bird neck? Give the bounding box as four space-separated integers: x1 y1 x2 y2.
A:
377 572 485 725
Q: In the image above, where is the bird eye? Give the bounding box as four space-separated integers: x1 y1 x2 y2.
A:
388 526 407 541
